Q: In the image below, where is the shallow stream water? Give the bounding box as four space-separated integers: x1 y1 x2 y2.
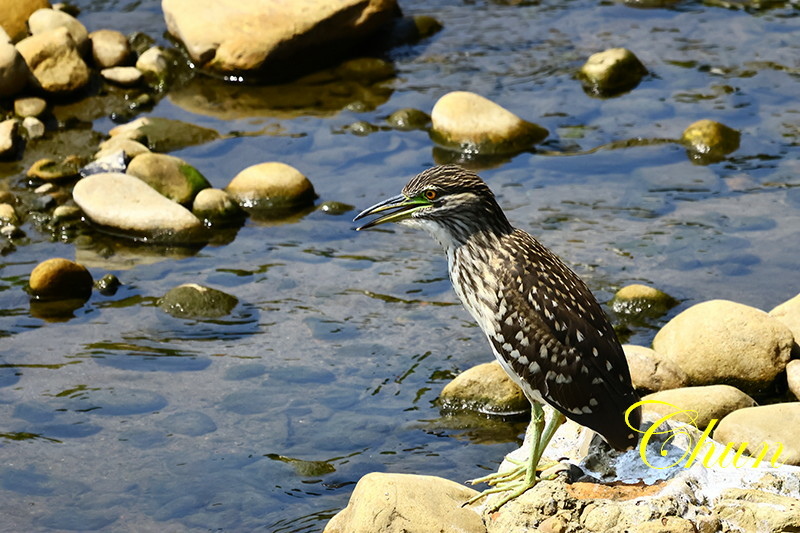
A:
1 0 799 531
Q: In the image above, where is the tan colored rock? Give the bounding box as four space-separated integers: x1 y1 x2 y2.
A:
135 46 169 81
226 162 316 209
681 119 740 163
641 385 755 430
439 361 528 415
323 472 485 533
72 173 204 239
28 8 89 53
714 403 800 466
27 156 80 181
578 48 647 96
0 42 30 97
0 203 18 224
29 257 93 301
0 119 19 157
100 66 142 86
163 0 399 73
632 516 697 533
89 29 130 68
714 488 800 533
623 344 689 393
21 116 45 139
611 284 677 318
14 96 46 117
652 300 794 393
0 0 51 42
787 360 800 401
770 293 800 356
430 91 547 154
95 137 150 160
16 27 90 94
192 188 242 222
126 153 210 205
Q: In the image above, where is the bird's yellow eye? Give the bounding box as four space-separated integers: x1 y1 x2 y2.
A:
424 189 437 201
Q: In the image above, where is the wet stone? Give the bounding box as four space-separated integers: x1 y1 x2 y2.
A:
29 257 93 301
28 156 82 181
94 273 121 295
192 187 243 223
0 203 18 224
89 29 131 68
611 284 678 319
100 66 143 86
135 46 170 84
126 152 210 205
578 47 647 96
95 137 150 160
21 116 45 139
226 161 316 210
159 283 238 319
681 119 740 164
439 361 528 415
387 108 431 130
109 116 220 152
14 97 47 118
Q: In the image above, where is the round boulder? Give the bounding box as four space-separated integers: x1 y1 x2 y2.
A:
89 29 131 68
439 360 528 415
578 48 647 96
323 472 483 533
641 384 756 430
430 91 548 155
126 152 210 205
714 403 800 466
226 162 316 210
29 257 93 301
159 283 238 319
72 172 204 241
652 300 794 393
15 27 91 94
681 119 740 163
611 284 678 319
622 344 688 393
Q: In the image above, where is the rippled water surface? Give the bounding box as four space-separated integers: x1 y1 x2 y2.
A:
1 0 799 531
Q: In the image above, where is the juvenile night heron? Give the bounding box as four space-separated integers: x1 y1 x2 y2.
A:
354 165 641 509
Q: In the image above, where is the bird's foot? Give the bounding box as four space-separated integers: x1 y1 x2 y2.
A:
464 458 560 510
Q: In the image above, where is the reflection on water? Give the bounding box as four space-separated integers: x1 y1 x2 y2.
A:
1 0 799 531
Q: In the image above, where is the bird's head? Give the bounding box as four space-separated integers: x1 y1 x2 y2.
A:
354 165 511 243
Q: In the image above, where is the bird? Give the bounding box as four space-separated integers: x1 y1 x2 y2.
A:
354 164 641 510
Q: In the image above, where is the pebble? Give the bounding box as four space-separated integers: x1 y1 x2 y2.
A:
94 273 121 295
622 344 688 393
52 204 80 221
159 283 238 319
29 257 94 301
611 284 678 318
578 47 647 96
387 108 431 130
226 161 317 210
652 299 794 393
126 152 210 205
714 403 800 466
72 172 205 240
80 150 128 176
28 8 90 53
100 66 143 86
192 188 243 223
439 361 528 415
135 46 169 82
0 203 19 224
89 29 131 68
323 472 484 533
430 91 548 155
641 384 755 430
681 119 740 163
28 156 81 181
0 42 30 98
14 97 47 118
16 27 91 94
21 116 45 139
0 118 19 158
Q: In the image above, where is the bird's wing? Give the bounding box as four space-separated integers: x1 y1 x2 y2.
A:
487 230 640 450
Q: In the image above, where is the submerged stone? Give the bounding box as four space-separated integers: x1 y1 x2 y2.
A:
610 283 678 319
387 108 430 130
108 116 220 152
681 119 740 164
159 283 238 319
430 91 548 155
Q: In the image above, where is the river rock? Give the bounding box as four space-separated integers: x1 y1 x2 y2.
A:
769 293 800 355
14 96 46 117
159 283 238 319
611 284 678 319
100 66 142 86
89 29 130 68
714 488 800 533
439 361 527 415
192 188 242 223
430 91 548 155
387 108 430 130
323 472 484 533
226 162 316 209
623 344 688 393
787 360 800 400
126 153 210 205
0 0 50 42
681 119 740 163
95 136 150 160
72 172 204 240
0 203 18 224
163 0 400 75
652 300 794 393
714 403 800 466
28 8 89 54
641 385 756 430
28 156 81 181
22 116 44 138
16 27 90 94
0 42 30 98
0 119 19 158
29 257 93 300
109 116 220 152
578 47 647 96
135 46 169 83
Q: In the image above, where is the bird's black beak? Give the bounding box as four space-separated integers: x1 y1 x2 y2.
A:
353 194 428 230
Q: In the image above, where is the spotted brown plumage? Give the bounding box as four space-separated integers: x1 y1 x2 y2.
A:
355 164 641 508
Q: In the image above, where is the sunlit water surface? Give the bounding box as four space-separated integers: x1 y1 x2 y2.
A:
1 0 799 531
